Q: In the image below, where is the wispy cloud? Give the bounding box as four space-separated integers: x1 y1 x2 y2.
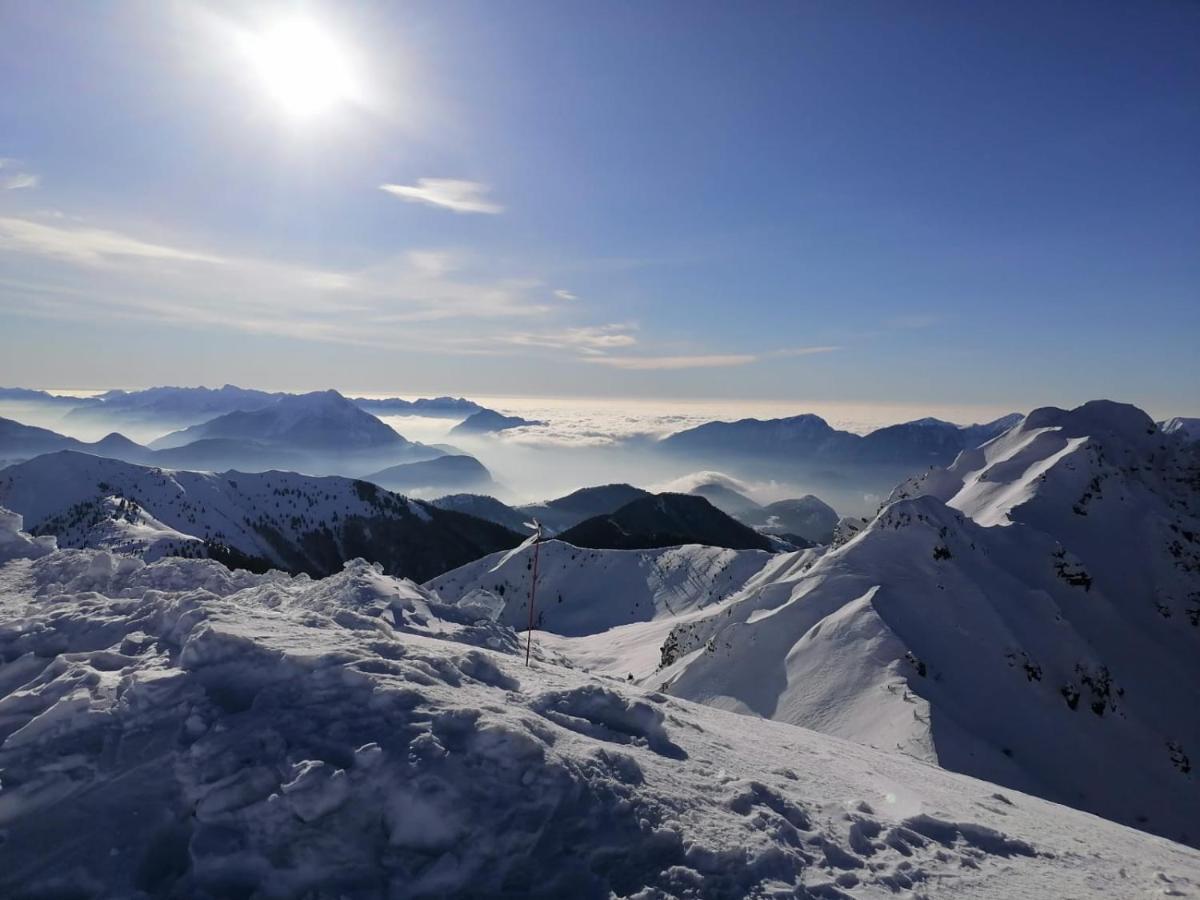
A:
0 213 563 354
380 178 503 214
502 324 638 352
583 353 757 370
0 158 40 191
582 345 839 370
0 216 224 265
553 289 578 301
0 209 834 374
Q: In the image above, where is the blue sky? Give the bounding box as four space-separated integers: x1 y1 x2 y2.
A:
0 1 1197 414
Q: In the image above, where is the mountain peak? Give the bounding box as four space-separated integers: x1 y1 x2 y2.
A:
1024 400 1156 441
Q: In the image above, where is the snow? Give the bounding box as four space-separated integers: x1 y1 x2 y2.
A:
1162 417 1200 442
650 400 1200 847
431 540 774 635
1 508 1198 897
0 451 515 581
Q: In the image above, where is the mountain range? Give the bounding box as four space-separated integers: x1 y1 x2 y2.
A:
660 411 1023 467
3 392 1200 871
0 451 521 582
679 473 839 543
656 402 1200 846
429 400 1200 849
0 391 483 482
2 384 493 431
3 507 1194 896
557 492 776 552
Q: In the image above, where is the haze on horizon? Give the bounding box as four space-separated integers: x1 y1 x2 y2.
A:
1 2 1197 415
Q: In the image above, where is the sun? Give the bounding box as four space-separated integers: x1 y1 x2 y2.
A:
248 18 357 117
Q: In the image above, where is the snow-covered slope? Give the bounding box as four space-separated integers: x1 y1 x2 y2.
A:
2 510 1197 898
0 452 521 582
428 540 776 681
655 401 1200 847
429 539 772 637
1162 416 1200 443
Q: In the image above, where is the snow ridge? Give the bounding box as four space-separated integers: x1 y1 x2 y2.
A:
658 401 1200 847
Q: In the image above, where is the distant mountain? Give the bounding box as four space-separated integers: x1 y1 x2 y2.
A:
661 413 856 460
351 396 483 418
0 416 349 475
63 384 280 430
6 384 484 429
688 481 763 520
149 437 315 473
0 451 522 582
518 483 652 533
558 493 775 551
0 416 93 457
854 417 978 464
146 390 446 474
750 495 839 544
0 387 93 407
1161 416 1200 443
449 408 541 435
0 417 156 466
961 412 1024 447
367 455 494 494
152 390 403 451
660 412 1023 468
657 399 1200 847
430 493 530 532
3 393 449 477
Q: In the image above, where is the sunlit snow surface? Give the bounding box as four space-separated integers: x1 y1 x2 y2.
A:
1 510 1198 898
430 401 1200 854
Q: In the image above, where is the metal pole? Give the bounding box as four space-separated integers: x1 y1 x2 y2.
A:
525 530 540 666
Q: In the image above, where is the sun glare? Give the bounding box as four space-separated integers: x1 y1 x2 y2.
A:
249 18 357 117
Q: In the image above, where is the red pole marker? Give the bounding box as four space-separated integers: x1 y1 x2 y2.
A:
525 529 541 666
487 518 542 667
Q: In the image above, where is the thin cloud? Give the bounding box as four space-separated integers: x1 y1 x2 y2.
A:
380 179 503 214
0 212 567 353
503 324 638 352
0 216 224 265
553 289 578 301
1 173 39 190
584 353 757 370
0 158 39 190
585 345 839 370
